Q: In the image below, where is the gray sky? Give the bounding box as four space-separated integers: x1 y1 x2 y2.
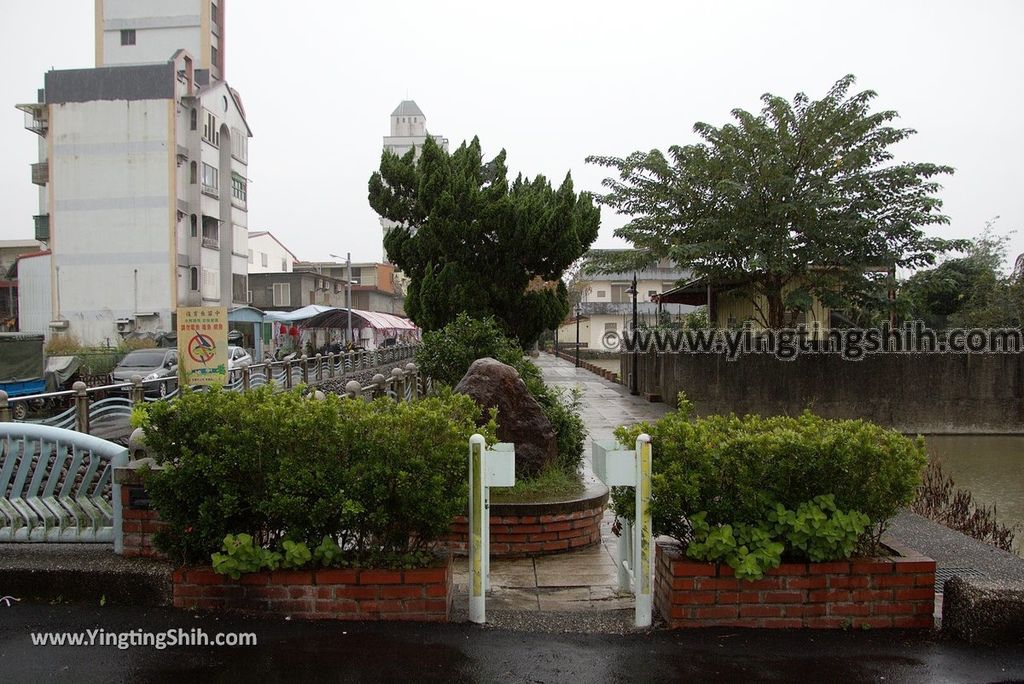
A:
3 1 1022 270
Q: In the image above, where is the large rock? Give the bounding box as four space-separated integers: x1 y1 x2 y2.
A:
454 358 557 477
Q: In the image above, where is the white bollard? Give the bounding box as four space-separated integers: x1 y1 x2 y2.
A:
634 433 653 628
468 433 486 624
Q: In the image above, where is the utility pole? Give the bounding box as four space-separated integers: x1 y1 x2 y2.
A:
629 272 639 396
347 252 353 347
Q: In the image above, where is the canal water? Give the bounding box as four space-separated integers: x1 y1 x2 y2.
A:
923 435 1024 556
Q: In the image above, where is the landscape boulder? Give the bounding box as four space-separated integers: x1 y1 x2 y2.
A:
454 357 557 477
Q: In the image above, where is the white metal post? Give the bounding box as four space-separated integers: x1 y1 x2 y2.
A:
634 433 653 628
469 433 486 624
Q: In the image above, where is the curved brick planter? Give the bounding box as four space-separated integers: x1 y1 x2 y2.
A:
656 541 936 629
442 484 609 557
172 559 453 622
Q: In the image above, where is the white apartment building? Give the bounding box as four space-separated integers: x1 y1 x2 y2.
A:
247 231 298 275
379 100 448 262
557 256 694 351
16 0 251 344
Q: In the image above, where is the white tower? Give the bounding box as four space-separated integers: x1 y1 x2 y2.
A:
380 100 448 261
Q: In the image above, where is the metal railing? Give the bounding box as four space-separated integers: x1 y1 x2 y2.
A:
0 345 422 439
0 422 128 548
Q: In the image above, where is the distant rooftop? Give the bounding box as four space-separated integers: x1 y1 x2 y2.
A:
391 100 425 118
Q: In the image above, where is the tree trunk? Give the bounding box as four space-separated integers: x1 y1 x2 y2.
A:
766 290 785 328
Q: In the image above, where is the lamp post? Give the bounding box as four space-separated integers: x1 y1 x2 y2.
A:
329 252 355 347
627 272 639 396
574 302 582 368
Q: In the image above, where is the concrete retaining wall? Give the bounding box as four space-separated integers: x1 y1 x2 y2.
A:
623 351 1024 433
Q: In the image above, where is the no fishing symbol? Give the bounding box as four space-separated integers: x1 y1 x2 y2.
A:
188 333 216 365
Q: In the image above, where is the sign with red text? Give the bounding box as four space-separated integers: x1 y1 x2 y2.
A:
176 307 228 385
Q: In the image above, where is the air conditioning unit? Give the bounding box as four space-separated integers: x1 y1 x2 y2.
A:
116 317 136 334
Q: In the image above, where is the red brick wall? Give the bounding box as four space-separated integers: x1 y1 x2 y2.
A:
120 485 169 559
442 504 605 557
172 561 452 622
655 542 935 629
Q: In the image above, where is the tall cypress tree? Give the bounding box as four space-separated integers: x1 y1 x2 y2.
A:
369 136 600 345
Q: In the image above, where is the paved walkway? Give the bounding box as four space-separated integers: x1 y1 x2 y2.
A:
452 353 669 622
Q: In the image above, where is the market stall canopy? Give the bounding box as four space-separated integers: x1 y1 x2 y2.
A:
262 305 336 322
302 308 418 332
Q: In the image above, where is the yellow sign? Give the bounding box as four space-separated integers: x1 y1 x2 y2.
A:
176 307 228 385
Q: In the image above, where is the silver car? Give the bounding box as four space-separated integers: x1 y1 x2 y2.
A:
110 348 178 397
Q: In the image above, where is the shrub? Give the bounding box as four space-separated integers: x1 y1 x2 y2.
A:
45 333 83 355
140 385 494 566
613 394 927 555
416 313 541 388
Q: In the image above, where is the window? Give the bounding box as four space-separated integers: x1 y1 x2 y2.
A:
203 112 219 146
281 258 287 271
596 290 606 298
120 29 136 46
648 290 657 299
190 108 197 131
247 249 253 264
189 161 197 184
212 46 219 68
201 163 218 195
190 267 198 291
232 274 247 303
272 283 290 307
189 214 197 237
211 2 219 23
201 269 219 299
231 173 247 205
604 322 617 332
231 129 247 161
261 252 268 267
201 216 219 246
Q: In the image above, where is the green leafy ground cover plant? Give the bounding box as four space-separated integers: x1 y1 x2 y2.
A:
138 385 495 570
613 395 926 578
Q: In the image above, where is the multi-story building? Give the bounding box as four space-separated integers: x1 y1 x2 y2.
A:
379 100 448 262
294 261 405 315
15 0 251 345
247 231 298 275
557 254 693 351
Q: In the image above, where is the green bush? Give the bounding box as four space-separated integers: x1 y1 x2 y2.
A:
416 313 541 388
416 313 587 479
139 385 494 567
613 395 927 557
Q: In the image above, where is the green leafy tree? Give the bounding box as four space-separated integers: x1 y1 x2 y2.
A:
588 75 964 328
369 137 600 345
902 222 1021 328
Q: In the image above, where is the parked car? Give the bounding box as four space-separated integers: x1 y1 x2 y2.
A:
110 348 178 397
228 346 253 381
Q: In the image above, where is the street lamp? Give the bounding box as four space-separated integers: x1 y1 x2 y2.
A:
329 252 354 347
627 272 639 396
573 303 581 368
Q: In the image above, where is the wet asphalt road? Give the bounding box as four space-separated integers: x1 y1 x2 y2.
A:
1 604 1022 683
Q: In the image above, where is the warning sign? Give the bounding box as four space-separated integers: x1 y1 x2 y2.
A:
176 307 228 386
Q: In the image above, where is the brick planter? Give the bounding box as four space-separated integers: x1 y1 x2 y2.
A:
172 558 453 622
116 465 170 559
655 541 935 629
441 484 608 557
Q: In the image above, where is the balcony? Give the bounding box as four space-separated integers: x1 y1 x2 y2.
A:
31 162 48 186
17 104 48 137
201 236 219 250
34 214 50 242
201 182 219 199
